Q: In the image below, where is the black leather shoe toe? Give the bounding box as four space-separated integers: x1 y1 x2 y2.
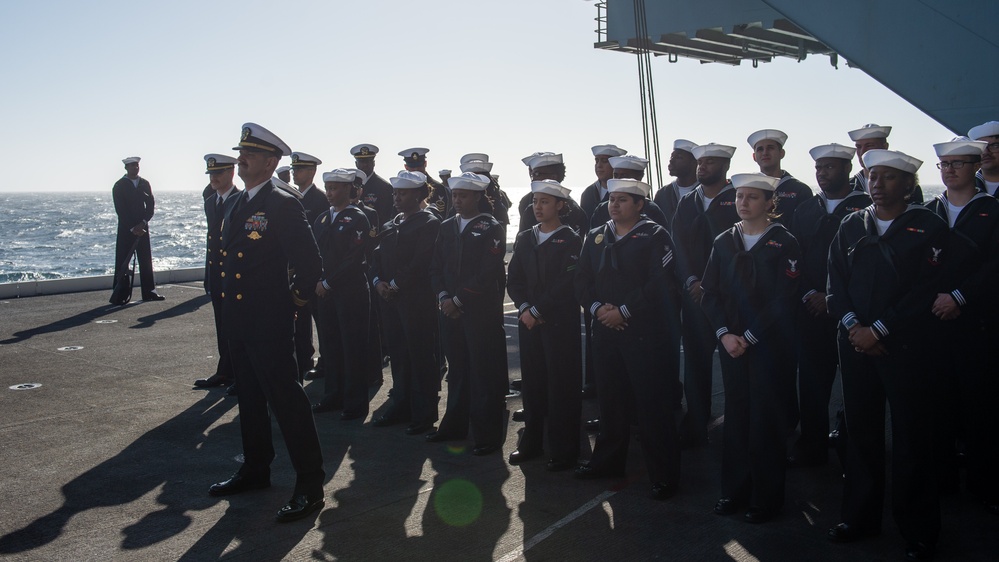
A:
303 368 325 380
405 422 435 435
828 522 879 543
194 374 231 388
225 383 237 396
142 292 165 301
713 497 741 516
573 464 622 480
209 473 270 497
904 541 934 561
584 419 600 432
473 444 499 456
744 507 778 524
508 448 542 465
545 459 574 472
651 482 677 501
340 411 366 421
372 415 402 427
425 430 465 443
275 494 325 523
512 409 526 422
312 398 341 413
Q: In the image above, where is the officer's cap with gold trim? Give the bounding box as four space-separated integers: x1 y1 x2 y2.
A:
460 160 493 174
607 179 651 197
673 139 697 153
390 171 428 189
399 147 430 167
351 144 379 158
862 149 922 173
968 121 999 140
204 153 238 174
848 123 892 142
609 155 649 171
323 168 358 183
291 152 322 167
122 156 141 165
531 179 571 200
522 151 555 167
691 143 736 160
447 172 490 192
527 153 564 169
809 143 856 161
233 122 291 156
934 138 987 158
460 153 489 164
730 173 779 192
592 145 627 158
747 129 788 148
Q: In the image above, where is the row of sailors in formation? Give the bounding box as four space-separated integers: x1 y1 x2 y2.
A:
202 120 999 556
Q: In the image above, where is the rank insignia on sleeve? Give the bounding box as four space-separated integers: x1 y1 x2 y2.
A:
929 247 942 265
490 239 503 254
785 258 800 278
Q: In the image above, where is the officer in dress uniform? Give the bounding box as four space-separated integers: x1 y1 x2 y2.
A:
289 152 326 380
194 154 241 394
427 172 508 456
350 144 395 225
573 178 681 500
968 121 999 196
580 144 627 219
400 147 453 220
112 156 164 302
847 124 924 203
672 143 740 448
588 155 669 228
310 168 373 420
369 171 442 435
924 138 999 516
787 144 871 467
208 122 325 524
653 139 700 229
826 149 946 561
746 129 813 226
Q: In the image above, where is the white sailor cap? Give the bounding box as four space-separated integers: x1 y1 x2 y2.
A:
527 153 564 169
399 147 430 167
731 173 780 192
862 149 922 173
848 124 892 142
609 155 649 171
447 172 490 192
934 139 988 158
691 143 736 160
607 178 651 197
351 144 379 158
291 152 322 167
271 175 303 199
673 139 697 153
460 160 493 174
439 169 452 176
234 122 291 156
809 143 856 161
747 129 788 148
204 153 238 174
968 121 999 140
592 144 628 157
460 153 489 164
522 151 555 166
390 171 428 189
276 165 292 174
347 168 367 183
322 168 357 183
122 156 141 165
531 179 571 199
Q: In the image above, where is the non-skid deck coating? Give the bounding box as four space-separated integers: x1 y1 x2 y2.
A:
0 282 995 561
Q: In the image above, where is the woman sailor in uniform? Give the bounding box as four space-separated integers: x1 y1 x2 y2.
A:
826 149 947 561
506 179 583 471
700 173 801 523
573 178 681 500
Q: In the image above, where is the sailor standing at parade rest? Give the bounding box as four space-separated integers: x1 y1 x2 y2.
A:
826 149 946 561
923 138 999 516
517 152 589 235
746 129 813 226
194 153 241 394
968 120 999 196
701 172 801 524
369 171 442 435
653 139 700 227
427 172 508 456
506 179 583 472
671 142 740 449
588 154 669 228
573 178 681 500
786 143 871 468
349 143 395 226
310 168 373 421
847 123 924 203
209 122 325 524
288 151 327 380
580 144 627 219
112 156 164 302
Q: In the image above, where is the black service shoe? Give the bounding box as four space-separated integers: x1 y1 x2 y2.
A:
209 473 270 497
194 374 231 388
744 506 778 524
472 444 499 456
405 422 435 435
142 292 165 301
508 448 542 465
827 522 879 543
312 397 341 413
545 459 575 472
512 408 526 422
303 368 325 380
584 419 600 432
904 541 935 561
340 411 366 421
225 383 237 396
713 497 741 515
650 482 677 501
275 494 325 523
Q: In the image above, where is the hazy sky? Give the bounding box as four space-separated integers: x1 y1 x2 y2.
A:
1 0 957 197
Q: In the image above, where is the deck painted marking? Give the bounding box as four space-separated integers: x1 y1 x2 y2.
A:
495 490 616 562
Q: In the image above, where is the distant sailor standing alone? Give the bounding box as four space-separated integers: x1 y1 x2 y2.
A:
111 156 164 301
